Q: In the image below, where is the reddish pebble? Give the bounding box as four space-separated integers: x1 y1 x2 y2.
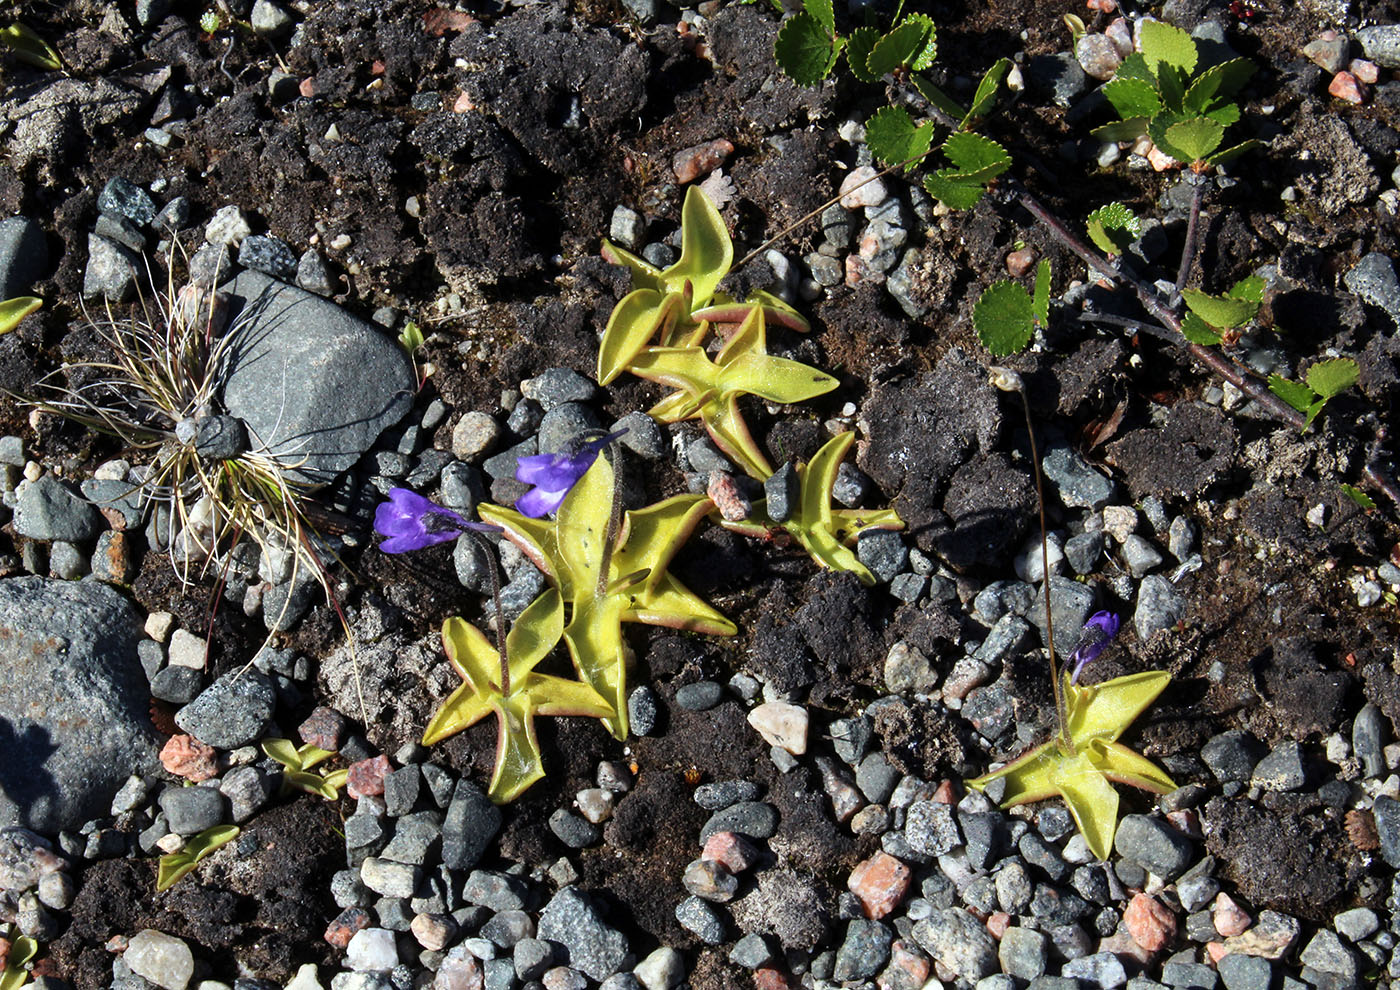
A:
1005 248 1037 277
1086 0 1116 10
985 912 1012 938
1206 942 1229 965
702 831 760 873
847 851 912 920
160 734 218 782
1213 892 1251 937
346 754 392 798
707 471 751 522
932 779 958 804
753 967 790 990
453 90 474 113
324 906 371 948
298 706 348 752
1328 71 1366 104
0 937 10 972
298 77 315 98
1350 59 1379 84
1124 892 1177 951
673 138 734 184
879 939 931 990
1165 808 1201 838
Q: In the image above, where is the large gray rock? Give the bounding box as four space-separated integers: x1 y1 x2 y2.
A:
220 270 414 485
0 216 48 299
537 886 631 982
0 577 160 832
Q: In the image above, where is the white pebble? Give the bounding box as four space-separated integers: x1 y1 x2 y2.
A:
345 928 399 972
747 702 808 755
124 929 194 990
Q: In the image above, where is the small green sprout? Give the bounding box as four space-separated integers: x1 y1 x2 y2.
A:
199 9 224 33
261 738 349 799
974 259 1052 356
480 451 736 740
1092 21 1258 169
720 431 904 585
968 670 1177 860
598 187 808 387
1341 483 1376 511
424 589 613 803
631 304 837 480
1178 275 1263 345
1267 357 1360 432
0 22 61 70
0 933 39 990
0 297 41 337
398 320 431 389
1085 203 1141 257
156 824 240 892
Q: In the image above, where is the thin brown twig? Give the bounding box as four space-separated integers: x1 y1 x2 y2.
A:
1172 176 1205 308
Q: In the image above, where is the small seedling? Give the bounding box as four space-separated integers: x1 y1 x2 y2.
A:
973 259 1052 356
1341 484 1376 511
1092 20 1258 169
0 22 61 70
398 320 432 389
424 588 613 802
720 431 904 585
0 297 41 336
0 933 38 990
1085 203 1141 257
261 738 349 799
1178 275 1263 345
1267 357 1360 432
156 824 240 892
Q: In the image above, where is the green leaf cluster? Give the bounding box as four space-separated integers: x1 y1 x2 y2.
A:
156 824 240 892
968 670 1176 860
0 933 38 990
1268 357 1359 432
773 0 935 87
1085 203 1141 257
0 23 61 70
1092 21 1258 168
1179 275 1264 344
720 431 904 586
261 738 349 800
0 297 41 337
974 259 1052 356
479 453 736 745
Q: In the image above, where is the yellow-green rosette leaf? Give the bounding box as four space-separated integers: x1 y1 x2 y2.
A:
0 296 41 336
600 239 663 292
866 105 934 172
718 352 838 405
775 11 839 86
670 186 732 307
261 737 302 769
0 22 61 70
1138 20 1197 76
0 935 39 990
1053 747 1122 861
1094 740 1178 795
423 617 500 745
800 431 851 533
156 825 240 892
1065 670 1171 744
1306 357 1359 399
974 280 1035 356
598 289 682 385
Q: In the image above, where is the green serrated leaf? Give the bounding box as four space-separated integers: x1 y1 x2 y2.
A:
1085 203 1141 256
899 13 937 71
1184 58 1256 113
1204 102 1241 128
1226 275 1265 304
912 72 968 121
1341 484 1376 510
1203 139 1260 167
775 12 838 86
1303 399 1326 431
923 170 989 210
1114 52 1155 84
1090 118 1150 144
1103 76 1162 121
1306 357 1359 399
1179 312 1223 345
0 296 41 336
1181 286 1259 330
1139 20 1197 76
1267 374 1316 414
974 281 1035 356
964 57 1011 127
1156 63 1188 114
846 27 883 84
942 131 1011 179
802 0 835 40
865 105 934 171
867 19 927 77
1163 117 1225 162
1032 259 1051 327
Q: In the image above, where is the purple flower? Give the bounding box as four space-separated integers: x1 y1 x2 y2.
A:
1069 610 1121 683
514 429 627 518
374 488 495 553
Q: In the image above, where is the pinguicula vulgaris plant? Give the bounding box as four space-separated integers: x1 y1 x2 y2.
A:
0 296 41 336
966 369 1175 861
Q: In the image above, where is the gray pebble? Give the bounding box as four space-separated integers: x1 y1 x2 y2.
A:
1251 741 1306 792
1353 703 1388 778
442 781 502 871
693 780 761 811
612 411 665 460
1064 531 1105 575
856 530 907 584
833 917 892 981
832 462 871 507
1122 535 1163 578
1134 574 1186 641
159 784 228 835
674 680 723 711
905 800 961 857
674 895 725 944
1043 446 1116 508
522 368 599 411
699 801 779 843
14 475 103 542
549 809 602 849
1113 816 1193 881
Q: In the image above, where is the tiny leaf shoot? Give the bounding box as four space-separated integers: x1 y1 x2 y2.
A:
156 824 241 892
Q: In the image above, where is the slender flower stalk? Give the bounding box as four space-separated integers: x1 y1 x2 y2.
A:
514 429 627 518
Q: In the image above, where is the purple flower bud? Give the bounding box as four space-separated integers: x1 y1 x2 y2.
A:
1069 610 1121 683
374 488 495 553
514 428 627 518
